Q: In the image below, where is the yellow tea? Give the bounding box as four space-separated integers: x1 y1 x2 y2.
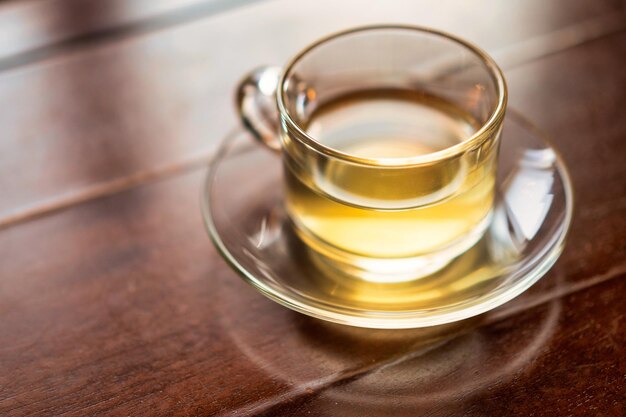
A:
284 89 496 265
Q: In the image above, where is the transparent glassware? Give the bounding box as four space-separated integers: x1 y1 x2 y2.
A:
201 110 573 329
237 26 507 281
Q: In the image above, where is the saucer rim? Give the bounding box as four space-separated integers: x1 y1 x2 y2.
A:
201 110 574 329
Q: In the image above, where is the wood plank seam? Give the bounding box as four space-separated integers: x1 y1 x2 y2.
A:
490 12 626 68
0 0 268 73
0 138 222 229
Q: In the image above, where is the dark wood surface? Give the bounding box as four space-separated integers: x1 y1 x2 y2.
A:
0 1 625 416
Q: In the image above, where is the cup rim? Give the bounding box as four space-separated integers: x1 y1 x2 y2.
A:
276 24 508 167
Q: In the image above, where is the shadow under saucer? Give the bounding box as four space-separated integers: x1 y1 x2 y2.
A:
213 272 562 416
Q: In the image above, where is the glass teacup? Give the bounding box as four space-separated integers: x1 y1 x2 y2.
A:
236 25 507 283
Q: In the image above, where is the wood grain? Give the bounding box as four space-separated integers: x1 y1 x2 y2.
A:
0 163 622 415
0 0 258 67
0 0 624 226
0 148 623 415
0 1 625 416
2 28 626 410
255 278 626 417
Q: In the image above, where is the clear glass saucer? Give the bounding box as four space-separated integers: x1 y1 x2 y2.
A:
201 111 573 329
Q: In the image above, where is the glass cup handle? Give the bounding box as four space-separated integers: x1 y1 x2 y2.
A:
235 66 282 151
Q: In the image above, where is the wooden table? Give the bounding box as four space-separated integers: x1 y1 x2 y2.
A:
1 1 625 415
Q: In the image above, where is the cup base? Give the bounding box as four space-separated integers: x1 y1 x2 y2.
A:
290 213 492 283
